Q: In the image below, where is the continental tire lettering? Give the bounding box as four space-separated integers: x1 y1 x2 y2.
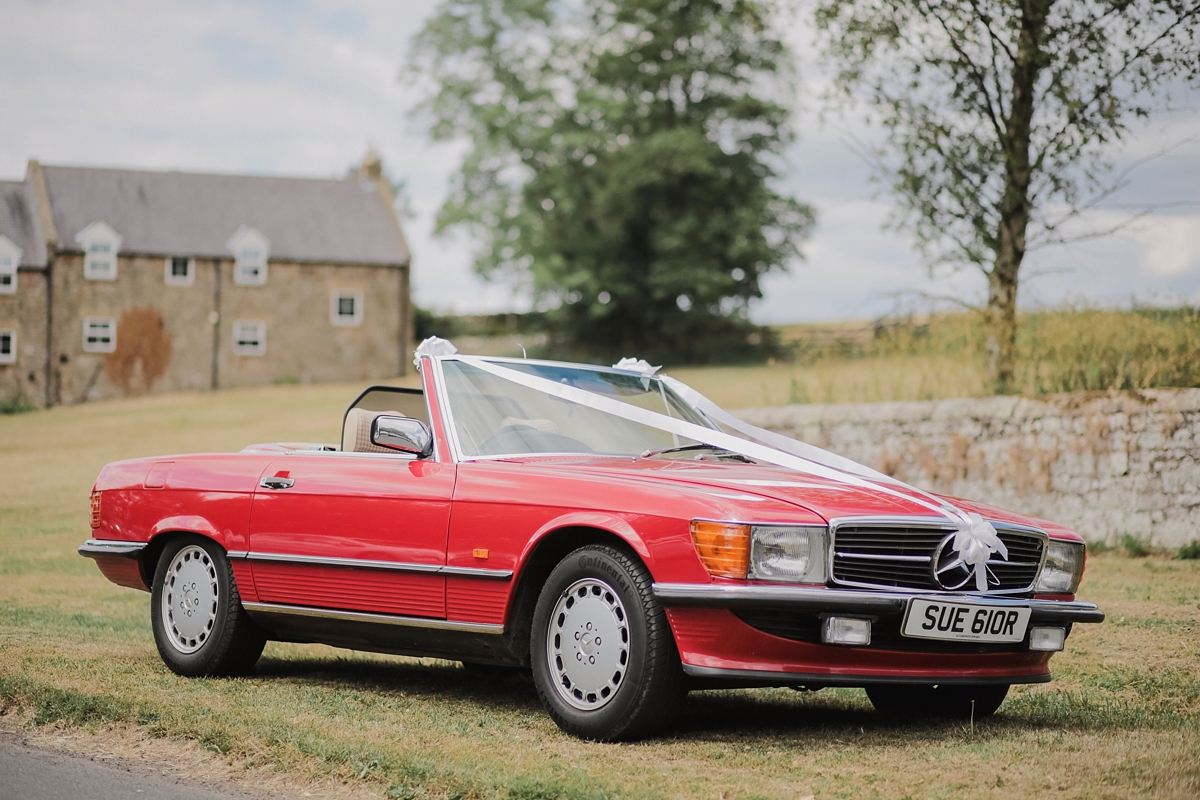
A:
578 555 628 593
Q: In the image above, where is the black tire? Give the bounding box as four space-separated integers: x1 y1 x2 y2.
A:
530 544 685 741
150 534 266 677
866 683 1009 719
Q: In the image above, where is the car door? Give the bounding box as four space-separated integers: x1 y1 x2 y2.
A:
247 452 455 618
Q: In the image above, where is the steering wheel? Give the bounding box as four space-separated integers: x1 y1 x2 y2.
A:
475 424 595 456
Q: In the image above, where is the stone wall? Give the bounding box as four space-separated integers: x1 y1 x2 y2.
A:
738 389 1200 548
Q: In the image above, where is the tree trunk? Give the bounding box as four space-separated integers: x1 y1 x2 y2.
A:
987 0 1051 394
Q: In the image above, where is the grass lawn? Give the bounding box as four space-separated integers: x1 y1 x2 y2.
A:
2 384 1199 799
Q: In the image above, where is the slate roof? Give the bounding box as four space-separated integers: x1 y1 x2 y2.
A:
40 165 410 266
0 179 48 268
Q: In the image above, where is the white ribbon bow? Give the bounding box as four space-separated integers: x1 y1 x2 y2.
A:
954 512 1009 591
612 357 661 375
413 336 458 369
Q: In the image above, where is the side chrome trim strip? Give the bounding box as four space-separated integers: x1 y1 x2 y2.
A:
241 602 505 635
78 539 148 560
235 551 513 580
652 582 1105 623
246 551 440 574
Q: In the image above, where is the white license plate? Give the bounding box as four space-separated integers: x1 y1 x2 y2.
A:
902 598 1031 643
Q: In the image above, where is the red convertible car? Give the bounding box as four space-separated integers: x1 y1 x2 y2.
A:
81 347 1103 740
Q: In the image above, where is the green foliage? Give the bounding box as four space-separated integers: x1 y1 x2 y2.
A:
410 0 813 363
1119 534 1152 558
1177 541 1200 560
0 396 36 415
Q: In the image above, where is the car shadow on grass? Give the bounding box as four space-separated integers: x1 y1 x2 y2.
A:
252 656 544 710
250 657 1049 742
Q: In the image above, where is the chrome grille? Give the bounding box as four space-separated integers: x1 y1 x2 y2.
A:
831 520 1045 593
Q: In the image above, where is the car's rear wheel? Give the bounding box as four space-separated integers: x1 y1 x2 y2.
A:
866 683 1009 718
151 535 266 677
530 544 685 741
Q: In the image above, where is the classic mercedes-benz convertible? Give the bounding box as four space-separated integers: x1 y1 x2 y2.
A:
81 342 1103 740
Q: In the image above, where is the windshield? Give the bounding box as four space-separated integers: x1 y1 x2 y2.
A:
439 360 715 457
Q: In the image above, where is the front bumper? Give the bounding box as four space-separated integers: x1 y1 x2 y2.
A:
652 582 1105 625
652 582 1103 688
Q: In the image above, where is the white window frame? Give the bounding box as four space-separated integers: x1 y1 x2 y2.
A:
76 222 122 282
232 320 266 356
0 234 20 295
164 256 195 286
227 226 270 286
330 290 364 327
82 316 117 353
0 329 15 364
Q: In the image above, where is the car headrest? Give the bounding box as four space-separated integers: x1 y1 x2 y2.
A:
341 408 403 454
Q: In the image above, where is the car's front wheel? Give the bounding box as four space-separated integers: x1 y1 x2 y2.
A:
866 682 1009 718
150 535 266 677
530 544 685 741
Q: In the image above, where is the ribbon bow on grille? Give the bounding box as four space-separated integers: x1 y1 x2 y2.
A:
953 512 1009 592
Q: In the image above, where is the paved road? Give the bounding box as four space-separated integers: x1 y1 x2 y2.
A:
0 736 259 800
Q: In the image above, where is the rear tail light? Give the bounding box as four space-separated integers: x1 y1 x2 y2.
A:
90 491 102 529
690 521 750 578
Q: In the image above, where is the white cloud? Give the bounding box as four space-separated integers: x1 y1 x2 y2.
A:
1128 216 1200 276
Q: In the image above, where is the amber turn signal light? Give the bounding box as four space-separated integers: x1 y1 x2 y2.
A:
690 520 750 578
89 491 102 529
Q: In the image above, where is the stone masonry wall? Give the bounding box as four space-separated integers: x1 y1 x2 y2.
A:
738 389 1200 548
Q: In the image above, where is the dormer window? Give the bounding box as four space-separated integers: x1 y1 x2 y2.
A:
76 222 123 281
0 234 19 295
164 257 195 286
227 225 269 286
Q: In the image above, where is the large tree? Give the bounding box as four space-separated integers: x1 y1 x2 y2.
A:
813 0 1200 392
410 0 813 363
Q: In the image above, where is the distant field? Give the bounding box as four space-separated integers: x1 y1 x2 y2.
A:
2 386 1199 799
445 306 1200 408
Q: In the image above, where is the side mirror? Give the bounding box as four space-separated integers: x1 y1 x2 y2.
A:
371 415 434 458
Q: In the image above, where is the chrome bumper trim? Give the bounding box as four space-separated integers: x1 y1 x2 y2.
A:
78 539 148 560
241 601 505 635
652 582 1105 624
681 663 1051 688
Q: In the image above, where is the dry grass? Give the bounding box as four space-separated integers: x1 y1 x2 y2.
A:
666 306 1200 408
2 386 1199 799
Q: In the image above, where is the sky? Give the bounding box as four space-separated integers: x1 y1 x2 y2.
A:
1 0 1198 324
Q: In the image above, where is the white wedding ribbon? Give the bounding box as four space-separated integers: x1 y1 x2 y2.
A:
658 375 1009 590
442 349 1008 589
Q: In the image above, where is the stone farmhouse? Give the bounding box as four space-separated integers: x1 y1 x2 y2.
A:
0 156 412 408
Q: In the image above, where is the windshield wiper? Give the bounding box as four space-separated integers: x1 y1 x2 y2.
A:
640 444 753 463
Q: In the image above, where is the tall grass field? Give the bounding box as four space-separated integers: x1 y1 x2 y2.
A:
669 306 1200 408
1 381 1198 798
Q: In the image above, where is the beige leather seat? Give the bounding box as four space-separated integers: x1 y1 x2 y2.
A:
341 408 404 454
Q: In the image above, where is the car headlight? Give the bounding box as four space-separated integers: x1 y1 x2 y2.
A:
690 522 828 583
749 525 828 583
1034 539 1086 594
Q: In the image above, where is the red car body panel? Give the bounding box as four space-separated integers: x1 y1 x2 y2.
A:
82 362 1101 686
248 455 455 617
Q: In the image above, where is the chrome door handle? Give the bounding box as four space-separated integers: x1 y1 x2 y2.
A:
260 476 295 490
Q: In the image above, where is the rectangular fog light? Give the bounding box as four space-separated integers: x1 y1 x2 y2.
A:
822 617 871 646
1029 626 1066 652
